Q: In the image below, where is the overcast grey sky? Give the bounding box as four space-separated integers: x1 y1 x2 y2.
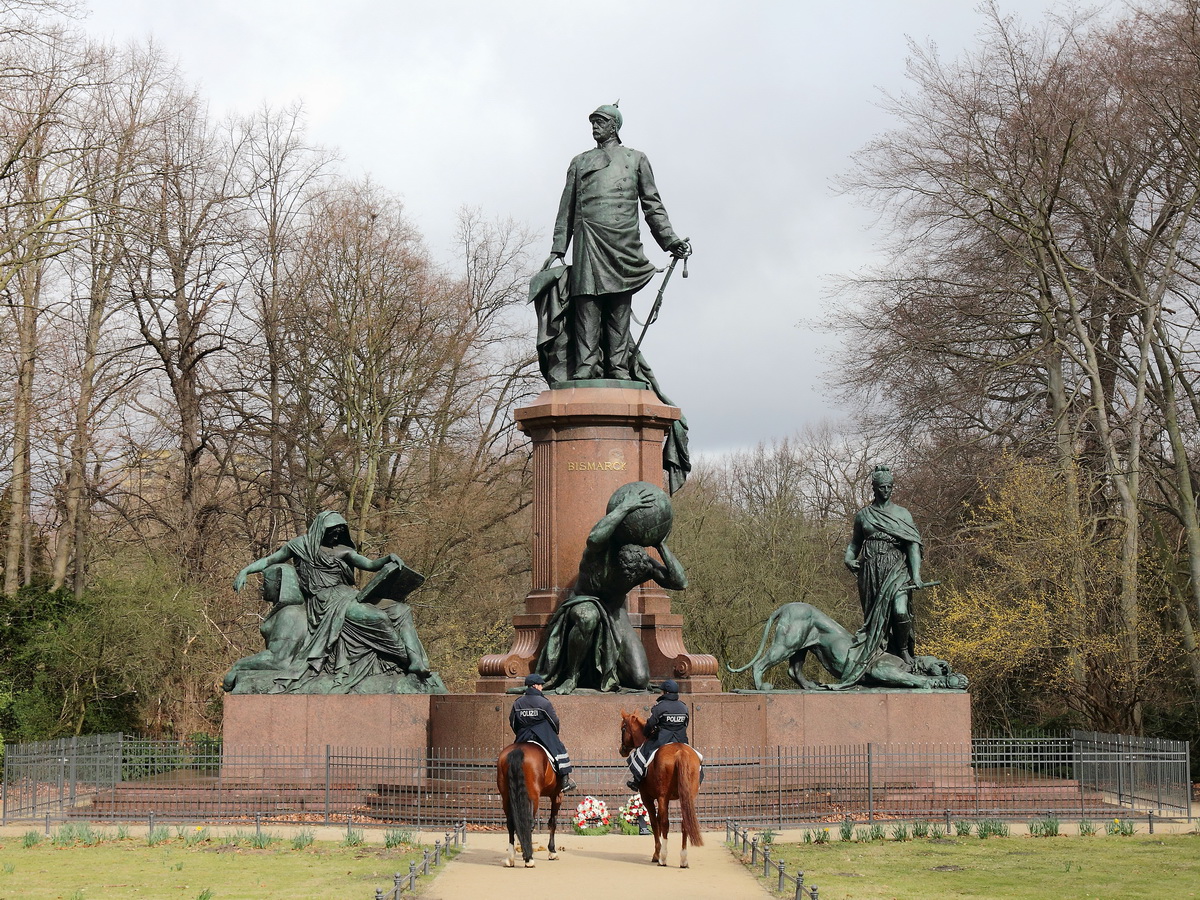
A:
83 0 1065 453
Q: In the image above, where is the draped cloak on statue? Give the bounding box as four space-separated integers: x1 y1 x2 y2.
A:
273 511 423 692
829 504 922 690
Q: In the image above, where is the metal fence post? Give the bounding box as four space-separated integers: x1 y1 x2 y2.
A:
795 870 804 900
866 743 874 824
408 861 417 890
68 735 78 812
393 872 403 896
763 844 771 878
750 835 758 866
324 744 331 826
777 745 784 830
2 740 8 826
422 848 430 876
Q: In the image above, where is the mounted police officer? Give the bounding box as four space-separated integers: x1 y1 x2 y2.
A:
627 679 690 790
510 673 578 793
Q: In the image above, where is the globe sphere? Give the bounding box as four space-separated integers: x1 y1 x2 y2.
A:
606 481 674 546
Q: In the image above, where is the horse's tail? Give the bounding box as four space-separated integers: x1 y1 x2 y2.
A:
726 605 786 673
678 748 704 846
506 746 534 862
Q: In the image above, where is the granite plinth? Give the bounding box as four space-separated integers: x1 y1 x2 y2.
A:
430 689 971 759
225 690 971 759
223 693 432 750
477 386 719 693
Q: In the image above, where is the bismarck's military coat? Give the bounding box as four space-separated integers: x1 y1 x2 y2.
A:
629 693 690 782
552 145 680 298
509 687 572 772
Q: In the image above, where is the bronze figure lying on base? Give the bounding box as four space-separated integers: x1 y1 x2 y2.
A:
727 602 967 691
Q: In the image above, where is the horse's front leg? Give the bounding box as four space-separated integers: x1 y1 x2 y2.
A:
658 799 670 867
644 792 661 864
548 789 561 860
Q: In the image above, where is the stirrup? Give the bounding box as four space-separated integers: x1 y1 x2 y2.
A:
560 776 578 793
626 779 639 791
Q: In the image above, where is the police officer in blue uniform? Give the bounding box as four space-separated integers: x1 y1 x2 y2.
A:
627 679 690 790
510 673 577 793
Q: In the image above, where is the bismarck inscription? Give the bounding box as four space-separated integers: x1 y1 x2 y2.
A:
566 460 629 472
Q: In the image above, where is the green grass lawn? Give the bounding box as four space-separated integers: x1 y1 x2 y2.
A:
0 828 432 900
748 833 1200 899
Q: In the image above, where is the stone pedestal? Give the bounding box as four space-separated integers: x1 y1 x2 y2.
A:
476 384 719 693
222 691 973 761
428 690 972 759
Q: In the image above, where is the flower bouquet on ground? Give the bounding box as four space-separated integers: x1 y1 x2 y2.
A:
617 793 651 835
571 796 611 835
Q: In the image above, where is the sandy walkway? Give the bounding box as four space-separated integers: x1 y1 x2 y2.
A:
423 830 770 900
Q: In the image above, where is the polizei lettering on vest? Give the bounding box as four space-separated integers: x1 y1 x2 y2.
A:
566 461 629 472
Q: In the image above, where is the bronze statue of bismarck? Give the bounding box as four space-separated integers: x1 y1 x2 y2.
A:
540 104 691 381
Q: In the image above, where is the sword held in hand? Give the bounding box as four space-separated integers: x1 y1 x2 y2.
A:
634 237 690 352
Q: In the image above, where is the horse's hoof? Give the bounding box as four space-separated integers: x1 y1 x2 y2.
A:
503 859 514 868
657 859 668 867
548 852 558 860
524 860 536 868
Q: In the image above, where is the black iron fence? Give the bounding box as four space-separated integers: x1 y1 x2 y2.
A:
372 821 465 899
2 731 1189 826
728 819 818 900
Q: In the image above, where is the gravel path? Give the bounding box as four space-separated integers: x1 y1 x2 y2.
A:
423 829 770 900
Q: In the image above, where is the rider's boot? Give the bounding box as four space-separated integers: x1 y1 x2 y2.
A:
560 772 578 793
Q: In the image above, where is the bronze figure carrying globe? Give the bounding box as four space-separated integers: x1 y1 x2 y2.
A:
608 480 674 547
536 482 687 692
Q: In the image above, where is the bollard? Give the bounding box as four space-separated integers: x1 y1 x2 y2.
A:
778 860 786 893
148 812 155 836
751 835 758 866
811 886 819 900
444 831 451 854
742 827 749 855
726 819 731 843
945 809 952 831
408 860 417 890
255 813 261 837
795 871 804 900
763 844 771 878
422 848 430 876
434 839 442 867
45 813 51 836
347 814 353 836
1148 811 1154 834
393 872 403 895
375 889 384 900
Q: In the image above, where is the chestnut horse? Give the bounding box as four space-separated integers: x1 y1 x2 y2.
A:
496 742 562 868
619 711 703 867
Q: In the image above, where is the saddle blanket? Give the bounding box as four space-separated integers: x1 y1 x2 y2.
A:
640 743 703 770
524 740 557 768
